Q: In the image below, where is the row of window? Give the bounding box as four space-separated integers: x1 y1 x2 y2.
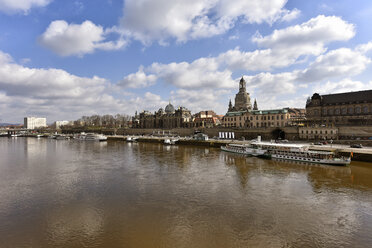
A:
301 130 335 134
311 106 371 116
224 114 286 122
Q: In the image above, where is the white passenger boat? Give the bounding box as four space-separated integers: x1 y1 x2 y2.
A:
75 132 107 141
164 138 178 145
84 133 107 141
251 141 351 166
221 143 267 157
126 136 138 142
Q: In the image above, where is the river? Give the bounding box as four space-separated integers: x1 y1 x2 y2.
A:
0 137 371 247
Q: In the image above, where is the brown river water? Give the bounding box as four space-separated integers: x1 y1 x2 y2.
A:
0 137 371 248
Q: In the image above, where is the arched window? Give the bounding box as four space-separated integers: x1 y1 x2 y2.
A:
363 106 369 114
356 107 361 114
348 107 354 114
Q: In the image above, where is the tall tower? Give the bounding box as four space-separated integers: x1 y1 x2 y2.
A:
253 99 258 110
234 77 252 111
228 99 233 112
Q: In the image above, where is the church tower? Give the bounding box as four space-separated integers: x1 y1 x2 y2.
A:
233 77 252 111
253 99 258 110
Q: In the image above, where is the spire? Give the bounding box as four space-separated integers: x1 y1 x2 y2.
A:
228 99 233 112
253 99 258 110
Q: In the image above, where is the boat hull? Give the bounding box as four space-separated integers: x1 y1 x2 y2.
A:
271 154 350 166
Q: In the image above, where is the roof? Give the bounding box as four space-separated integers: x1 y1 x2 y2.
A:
310 90 372 106
251 108 288 115
225 111 246 116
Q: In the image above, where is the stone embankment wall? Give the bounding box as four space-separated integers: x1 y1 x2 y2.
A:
118 127 299 140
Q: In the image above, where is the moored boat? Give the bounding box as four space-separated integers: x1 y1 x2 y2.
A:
221 143 268 157
251 141 350 166
164 138 178 145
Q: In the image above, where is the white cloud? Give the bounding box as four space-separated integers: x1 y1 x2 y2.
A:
298 48 371 82
118 66 157 88
314 79 372 95
253 15 355 49
170 88 231 114
0 0 51 14
356 42 372 54
39 20 127 57
0 50 131 122
120 0 297 44
280 8 300 22
145 57 235 89
216 15 356 71
242 45 372 102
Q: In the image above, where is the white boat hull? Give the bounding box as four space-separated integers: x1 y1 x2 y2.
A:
271 154 350 166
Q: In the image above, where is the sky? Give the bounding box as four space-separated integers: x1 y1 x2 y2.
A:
1 0 372 123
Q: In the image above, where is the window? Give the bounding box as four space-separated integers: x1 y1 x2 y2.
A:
335 109 340 115
356 107 361 114
348 107 354 114
277 115 279 120
328 109 333 115
272 116 274 120
323 109 327 115
363 106 369 114
342 108 347 115
281 115 284 120
256 116 258 120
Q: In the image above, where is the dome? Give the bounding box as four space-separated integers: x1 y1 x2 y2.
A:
165 103 175 113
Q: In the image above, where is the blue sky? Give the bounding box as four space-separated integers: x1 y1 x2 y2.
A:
1 0 372 123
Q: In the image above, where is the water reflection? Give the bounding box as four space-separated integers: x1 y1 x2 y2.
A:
0 138 371 248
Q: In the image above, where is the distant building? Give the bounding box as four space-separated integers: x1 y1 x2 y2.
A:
133 103 192 129
24 117 47 129
193 110 221 128
55 120 71 129
306 90 372 126
299 125 338 140
228 77 252 112
222 77 305 128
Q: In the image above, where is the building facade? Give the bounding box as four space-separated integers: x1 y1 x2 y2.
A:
306 90 372 126
222 77 305 128
228 77 252 112
193 110 221 128
55 120 71 129
24 117 47 129
299 126 338 140
133 103 192 129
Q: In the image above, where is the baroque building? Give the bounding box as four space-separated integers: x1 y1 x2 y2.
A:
306 90 372 126
133 103 192 129
222 77 305 128
228 77 252 112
